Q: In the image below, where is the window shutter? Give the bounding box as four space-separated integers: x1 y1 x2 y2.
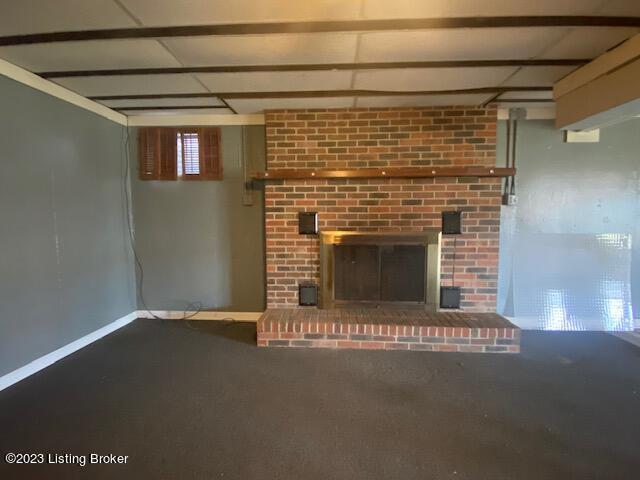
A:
199 128 223 180
138 128 158 179
158 128 177 180
138 127 219 181
138 128 177 180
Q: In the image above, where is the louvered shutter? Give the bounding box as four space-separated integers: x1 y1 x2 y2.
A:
138 128 159 179
199 128 222 180
138 128 177 180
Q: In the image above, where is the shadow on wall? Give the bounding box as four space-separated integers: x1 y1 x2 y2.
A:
129 125 265 312
497 119 640 330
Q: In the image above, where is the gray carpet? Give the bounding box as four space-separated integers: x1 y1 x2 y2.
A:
1 319 639 480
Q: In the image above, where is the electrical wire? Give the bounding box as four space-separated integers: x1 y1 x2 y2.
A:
452 236 457 287
122 127 204 321
510 119 517 196
504 117 512 196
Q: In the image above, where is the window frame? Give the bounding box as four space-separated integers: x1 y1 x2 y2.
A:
138 127 222 181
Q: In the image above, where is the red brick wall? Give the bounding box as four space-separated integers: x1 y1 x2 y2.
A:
264 107 500 311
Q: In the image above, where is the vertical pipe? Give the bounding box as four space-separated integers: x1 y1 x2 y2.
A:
504 119 512 195
510 120 518 195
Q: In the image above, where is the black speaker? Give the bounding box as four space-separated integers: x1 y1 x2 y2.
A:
299 283 318 306
442 210 462 235
440 286 461 309
298 212 318 235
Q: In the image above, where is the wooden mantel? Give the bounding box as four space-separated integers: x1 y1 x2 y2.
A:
252 166 515 180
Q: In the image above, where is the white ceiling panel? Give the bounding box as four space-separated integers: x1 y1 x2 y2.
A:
121 108 234 116
537 27 639 59
163 33 358 66
500 66 577 86
362 0 607 18
358 28 569 62
499 91 554 100
53 74 209 97
355 94 493 108
228 97 356 114
0 40 181 72
353 67 517 91
594 0 640 16
101 98 225 108
0 0 136 36
120 0 362 25
196 71 353 92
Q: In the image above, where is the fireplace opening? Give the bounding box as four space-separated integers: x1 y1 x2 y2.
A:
319 230 441 310
334 245 426 304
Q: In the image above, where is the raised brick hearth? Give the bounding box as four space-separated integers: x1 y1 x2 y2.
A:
264 106 500 312
257 309 520 353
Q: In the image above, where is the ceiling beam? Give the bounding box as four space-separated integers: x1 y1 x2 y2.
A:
89 87 552 101
496 99 554 103
2 16 639 46
39 59 588 78
113 105 230 111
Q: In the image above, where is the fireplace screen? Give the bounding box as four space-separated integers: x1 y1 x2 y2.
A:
320 230 441 310
334 245 426 303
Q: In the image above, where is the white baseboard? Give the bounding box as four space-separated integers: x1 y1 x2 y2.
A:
136 310 262 321
0 311 137 392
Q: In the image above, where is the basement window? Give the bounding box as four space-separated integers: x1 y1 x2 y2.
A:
177 132 200 177
139 127 222 181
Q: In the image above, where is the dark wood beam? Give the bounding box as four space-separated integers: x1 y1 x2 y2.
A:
252 167 516 180
1 16 639 46
216 97 238 114
89 86 552 101
495 99 554 103
39 59 588 78
482 92 503 106
113 105 230 111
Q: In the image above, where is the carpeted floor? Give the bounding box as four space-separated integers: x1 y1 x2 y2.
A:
1 319 639 480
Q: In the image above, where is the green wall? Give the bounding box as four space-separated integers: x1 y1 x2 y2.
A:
0 76 136 376
129 126 265 312
497 119 640 325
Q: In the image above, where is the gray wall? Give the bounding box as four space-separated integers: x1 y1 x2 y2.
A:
130 126 265 312
0 76 136 376
497 119 640 324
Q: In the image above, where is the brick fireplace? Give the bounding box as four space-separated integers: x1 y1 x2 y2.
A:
264 106 501 312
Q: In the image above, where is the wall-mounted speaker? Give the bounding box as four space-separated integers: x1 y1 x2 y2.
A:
440 286 461 309
299 283 318 306
441 211 462 235
298 212 318 235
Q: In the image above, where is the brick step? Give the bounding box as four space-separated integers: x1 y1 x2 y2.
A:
257 309 520 353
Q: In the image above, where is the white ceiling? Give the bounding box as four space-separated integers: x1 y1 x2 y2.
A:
0 0 136 36
0 0 638 115
4 0 634 31
358 28 571 62
197 71 354 92
360 0 638 18
228 97 356 114
101 97 226 108
54 74 209 96
0 40 181 71
501 66 578 86
355 94 494 107
536 27 639 58
162 33 359 66
353 67 518 91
